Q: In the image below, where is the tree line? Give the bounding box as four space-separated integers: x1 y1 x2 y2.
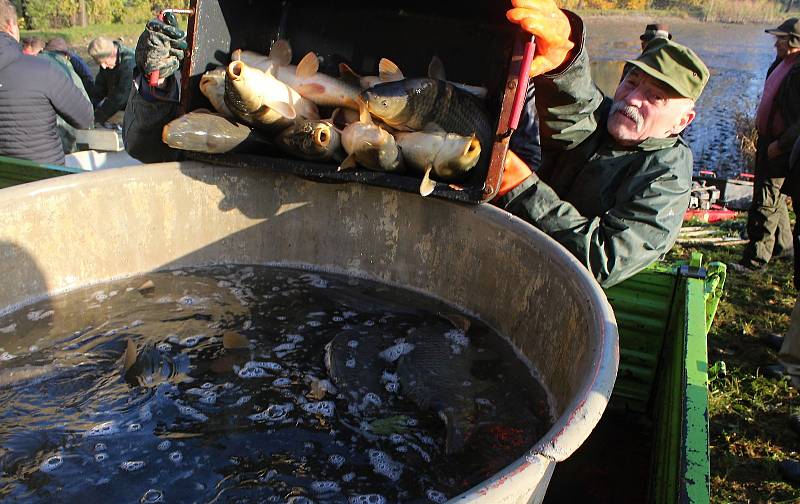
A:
11 0 190 30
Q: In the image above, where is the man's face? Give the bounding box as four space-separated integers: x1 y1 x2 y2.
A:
4 18 18 42
774 35 800 58
607 69 696 146
97 54 116 70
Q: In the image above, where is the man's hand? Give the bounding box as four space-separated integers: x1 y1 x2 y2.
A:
768 140 783 160
495 150 534 199
135 12 188 86
506 0 574 77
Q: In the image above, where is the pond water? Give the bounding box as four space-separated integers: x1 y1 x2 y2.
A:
0 265 550 503
584 17 776 178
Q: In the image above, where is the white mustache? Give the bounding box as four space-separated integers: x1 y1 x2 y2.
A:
610 102 644 130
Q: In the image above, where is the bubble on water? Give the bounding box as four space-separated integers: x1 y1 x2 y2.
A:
368 450 403 481
364 320 375 327
109 290 118 297
180 335 203 347
385 382 399 393
406 418 418 427
199 392 217 405
217 280 232 287
28 309 54 321
345 358 356 368
249 403 294 422
84 421 119 437
120 460 145 472
94 443 106 452
95 453 108 462
167 334 180 344
169 451 183 464
347 339 359 349
311 480 340 494
0 323 16 333
272 377 291 388
273 342 296 354
40 455 63 472
130 319 144 328
177 404 208 422
234 395 251 407
307 320 322 327
419 435 434 445
444 329 469 354
156 342 172 352
141 489 164 503
426 489 447 503
395 445 408 453
286 334 304 344
360 393 382 410
91 291 108 302
342 311 357 319
0 351 15 361
286 497 314 504
157 440 171 451
237 366 267 379
332 315 344 323
200 382 214 389
328 454 345 468
379 342 414 363
342 472 356 482
128 423 142 432
178 296 196 305
389 434 403 444
302 401 335 417
349 494 386 504
187 388 205 396
156 296 173 304
244 361 282 371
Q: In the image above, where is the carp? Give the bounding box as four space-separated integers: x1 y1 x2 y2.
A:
162 111 273 154
199 68 234 118
123 338 189 387
224 60 319 131
394 125 481 196
275 118 344 162
339 102 403 173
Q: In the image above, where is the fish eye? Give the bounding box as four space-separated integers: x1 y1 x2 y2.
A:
381 99 389 108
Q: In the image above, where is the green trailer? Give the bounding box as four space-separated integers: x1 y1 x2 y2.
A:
0 155 80 190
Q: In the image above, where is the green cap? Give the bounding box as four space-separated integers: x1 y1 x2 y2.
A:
625 38 709 101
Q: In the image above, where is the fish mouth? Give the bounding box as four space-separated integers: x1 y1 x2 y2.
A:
227 61 245 81
314 127 331 147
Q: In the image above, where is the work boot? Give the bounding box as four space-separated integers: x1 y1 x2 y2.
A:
763 333 785 352
728 262 767 274
779 460 800 485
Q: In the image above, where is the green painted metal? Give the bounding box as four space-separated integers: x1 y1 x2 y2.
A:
0 155 79 189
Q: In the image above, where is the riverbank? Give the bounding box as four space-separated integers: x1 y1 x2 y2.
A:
576 1 790 24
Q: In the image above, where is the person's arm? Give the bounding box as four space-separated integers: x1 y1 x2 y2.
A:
123 69 181 162
46 63 94 130
775 69 800 154
91 69 107 107
94 56 134 124
499 147 693 287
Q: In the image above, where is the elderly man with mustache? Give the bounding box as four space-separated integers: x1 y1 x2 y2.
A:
495 0 708 287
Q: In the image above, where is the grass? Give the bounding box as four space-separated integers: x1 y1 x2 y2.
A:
668 218 800 502
20 23 144 48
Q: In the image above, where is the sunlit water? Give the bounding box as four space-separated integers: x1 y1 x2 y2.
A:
584 17 776 178
0 265 550 503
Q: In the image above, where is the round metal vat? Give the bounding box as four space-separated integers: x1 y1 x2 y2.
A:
0 162 618 503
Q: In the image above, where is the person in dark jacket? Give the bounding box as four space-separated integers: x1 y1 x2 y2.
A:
0 0 93 165
46 37 94 97
498 0 708 287
735 18 800 273
88 36 135 127
639 23 672 50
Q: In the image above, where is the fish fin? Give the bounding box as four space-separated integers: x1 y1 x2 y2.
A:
269 39 292 66
378 58 404 81
123 338 137 374
297 83 326 96
419 166 436 197
439 312 471 333
296 52 319 79
338 154 358 171
231 48 242 61
264 101 297 120
422 122 446 134
137 279 155 297
358 101 373 124
338 63 362 87
428 55 447 81
223 331 249 350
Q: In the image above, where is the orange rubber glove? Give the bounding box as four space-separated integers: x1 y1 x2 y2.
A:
496 150 533 199
506 0 574 77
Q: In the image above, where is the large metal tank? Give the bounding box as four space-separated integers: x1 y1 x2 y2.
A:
0 163 618 503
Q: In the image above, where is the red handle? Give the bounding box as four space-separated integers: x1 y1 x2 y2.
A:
508 37 536 132
146 11 167 86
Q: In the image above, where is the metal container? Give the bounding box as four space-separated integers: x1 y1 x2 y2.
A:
179 0 530 203
0 163 618 503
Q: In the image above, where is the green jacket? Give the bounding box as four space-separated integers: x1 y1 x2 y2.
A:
92 42 135 124
497 13 692 287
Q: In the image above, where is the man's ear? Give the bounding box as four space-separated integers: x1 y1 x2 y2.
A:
672 107 696 135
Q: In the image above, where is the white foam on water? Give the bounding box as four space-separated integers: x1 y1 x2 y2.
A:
84 421 119 437
243 320 253 330
389 434 403 444
217 280 233 287
307 320 322 327
131 319 144 328
426 489 447 503
94 443 106 452
328 454 345 468
379 342 414 363
156 296 173 304
120 460 145 471
332 316 344 322
157 440 171 451
169 451 183 463
384 382 399 393
342 472 356 482
244 361 282 371
364 320 375 327
0 323 16 333
302 401 335 417
286 334 304 344
91 291 107 302
272 377 291 387
408 442 432 463
360 393 382 410
249 403 294 422
302 274 329 288
177 404 208 422
199 392 217 405
367 449 402 481
39 455 63 473
26 309 54 321
141 489 164 503
342 311 357 319
156 342 172 352
180 335 203 347
311 480 340 494
234 395 251 406
349 494 386 504
444 329 469 354
166 334 179 344
347 339 359 348
128 423 142 432
273 343 296 354
94 453 108 462
237 366 267 379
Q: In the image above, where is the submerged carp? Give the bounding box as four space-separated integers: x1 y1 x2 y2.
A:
339 102 404 173
162 111 273 154
362 78 493 154
224 60 319 131
395 125 481 196
123 338 189 387
199 68 234 118
233 41 361 110
275 118 344 162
